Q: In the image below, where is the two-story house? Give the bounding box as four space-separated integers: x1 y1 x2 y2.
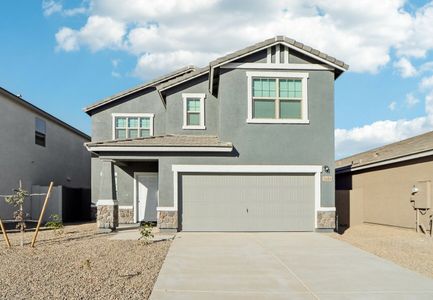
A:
85 36 348 232
0 87 91 221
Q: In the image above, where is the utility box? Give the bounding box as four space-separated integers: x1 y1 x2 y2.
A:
411 180 432 209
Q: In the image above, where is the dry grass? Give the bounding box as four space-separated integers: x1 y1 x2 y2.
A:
0 223 171 299
329 223 433 278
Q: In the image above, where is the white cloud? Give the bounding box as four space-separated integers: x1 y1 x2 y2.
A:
54 0 427 77
388 101 397 111
405 93 419 107
394 57 417 77
42 0 88 17
420 75 433 90
55 27 79 51
134 51 218 79
55 16 126 52
397 3 433 58
111 71 121 78
335 117 432 158
336 87 433 158
42 0 62 16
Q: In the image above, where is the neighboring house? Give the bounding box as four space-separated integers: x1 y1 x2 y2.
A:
0 87 91 221
85 36 348 232
336 131 433 230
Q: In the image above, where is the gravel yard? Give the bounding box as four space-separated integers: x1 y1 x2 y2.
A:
329 223 433 278
0 223 171 300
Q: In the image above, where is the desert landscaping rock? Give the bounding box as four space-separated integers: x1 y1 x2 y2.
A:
330 223 433 279
0 223 170 299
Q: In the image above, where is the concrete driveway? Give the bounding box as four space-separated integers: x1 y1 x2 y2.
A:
150 232 433 299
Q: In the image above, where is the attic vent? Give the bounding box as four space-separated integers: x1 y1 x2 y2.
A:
267 45 289 64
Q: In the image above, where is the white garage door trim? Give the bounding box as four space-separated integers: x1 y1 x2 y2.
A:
157 165 324 228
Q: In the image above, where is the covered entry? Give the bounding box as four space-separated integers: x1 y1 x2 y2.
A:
174 165 321 232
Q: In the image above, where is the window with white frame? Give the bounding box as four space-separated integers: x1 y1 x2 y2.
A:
246 71 309 124
182 93 205 129
112 113 154 139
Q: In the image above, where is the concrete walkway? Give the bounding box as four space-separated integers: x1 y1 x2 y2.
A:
150 232 433 299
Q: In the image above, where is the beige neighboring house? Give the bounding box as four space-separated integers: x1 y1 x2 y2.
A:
335 131 433 231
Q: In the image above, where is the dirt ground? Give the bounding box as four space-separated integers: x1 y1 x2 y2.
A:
0 223 171 300
329 223 433 279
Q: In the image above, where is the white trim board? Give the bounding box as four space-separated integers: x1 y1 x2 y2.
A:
221 63 332 70
182 93 206 130
246 71 309 124
111 113 155 140
96 199 118 206
87 146 232 152
212 41 346 72
161 164 324 229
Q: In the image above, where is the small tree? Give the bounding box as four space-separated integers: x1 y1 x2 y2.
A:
45 214 64 235
139 222 154 244
0 181 46 247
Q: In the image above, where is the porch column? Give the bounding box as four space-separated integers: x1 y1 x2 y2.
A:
96 159 119 230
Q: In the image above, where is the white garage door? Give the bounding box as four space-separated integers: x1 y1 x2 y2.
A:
180 173 315 231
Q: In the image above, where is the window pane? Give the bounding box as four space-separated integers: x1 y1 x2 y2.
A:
253 78 276 97
280 100 302 119
187 113 200 125
140 129 150 137
253 99 275 119
280 79 302 98
128 129 138 138
115 129 126 139
140 117 150 129
128 117 139 128
253 79 262 97
115 117 126 128
35 118 46 134
187 98 200 112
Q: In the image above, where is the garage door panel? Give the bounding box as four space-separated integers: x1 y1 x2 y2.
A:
181 173 315 231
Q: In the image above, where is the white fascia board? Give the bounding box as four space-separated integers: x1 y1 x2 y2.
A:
221 63 332 70
88 146 232 152
212 41 346 72
172 164 322 173
336 149 433 174
96 199 118 206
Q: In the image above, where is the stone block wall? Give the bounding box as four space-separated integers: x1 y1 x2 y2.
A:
119 207 134 224
317 210 335 229
157 211 178 230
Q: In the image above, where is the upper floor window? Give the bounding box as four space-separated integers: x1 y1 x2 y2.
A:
112 113 154 140
35 117 46 147
182 93 205 130
246 71 309 124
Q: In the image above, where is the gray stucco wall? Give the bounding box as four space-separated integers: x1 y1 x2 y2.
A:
0 93 91 219
90 48 336 211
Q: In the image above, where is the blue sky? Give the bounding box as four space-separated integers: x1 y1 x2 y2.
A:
1 0 433 158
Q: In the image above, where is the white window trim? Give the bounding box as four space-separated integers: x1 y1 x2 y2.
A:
157 164 328 229
182 93 206 130
111 113 155 140
246 71 309 124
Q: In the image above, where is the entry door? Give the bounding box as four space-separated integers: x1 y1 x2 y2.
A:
136 173 158 222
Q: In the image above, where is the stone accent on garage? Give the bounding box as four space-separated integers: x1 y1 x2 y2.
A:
317 209 336 229
97 200 119 229
158 211 178 231
119 206 134 224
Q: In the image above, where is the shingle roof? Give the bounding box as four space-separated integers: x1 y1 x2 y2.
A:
84 65 196 113
84 36 348 114
336 130 433 171
156 67 209 91
210 36 349 70
86 134 233 148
